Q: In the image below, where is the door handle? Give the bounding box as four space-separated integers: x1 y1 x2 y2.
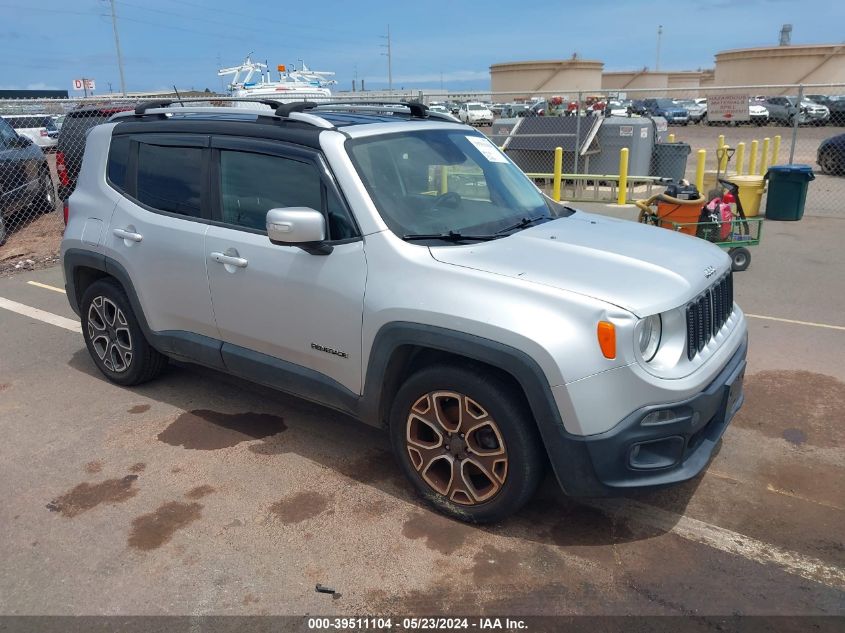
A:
113 228 143 242
210 251 249 268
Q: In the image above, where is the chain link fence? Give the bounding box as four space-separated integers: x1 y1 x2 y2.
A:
1 84 842 268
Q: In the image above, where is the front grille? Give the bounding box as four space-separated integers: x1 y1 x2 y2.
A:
686 273 733 360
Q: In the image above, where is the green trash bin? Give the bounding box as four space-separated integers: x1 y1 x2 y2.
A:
764 164 815 221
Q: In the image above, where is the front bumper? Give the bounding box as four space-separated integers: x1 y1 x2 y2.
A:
550 336 747 496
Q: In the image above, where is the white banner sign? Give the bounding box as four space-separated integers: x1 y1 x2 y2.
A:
72 78 96 91
707 94 749 122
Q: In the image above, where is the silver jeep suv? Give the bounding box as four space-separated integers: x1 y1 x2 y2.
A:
61 99 747 522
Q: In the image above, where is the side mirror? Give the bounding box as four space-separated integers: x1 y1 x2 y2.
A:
12 135 32 147
266 207 332 255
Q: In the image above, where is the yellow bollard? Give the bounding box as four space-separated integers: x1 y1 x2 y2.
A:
759 137 770 175
719 145 731 173
552 147 563 202
695 149 706 193
735 142 746 176
748 140 759 176
718 134 725 149
617 147 629 205
771 135 781 167
440 165 448 194
668 133 675 143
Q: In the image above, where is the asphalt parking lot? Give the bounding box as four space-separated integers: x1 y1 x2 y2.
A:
0 200 843 621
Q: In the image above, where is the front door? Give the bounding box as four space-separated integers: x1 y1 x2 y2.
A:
204 137 366 394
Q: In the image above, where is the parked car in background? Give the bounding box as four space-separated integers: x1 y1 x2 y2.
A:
500 103 529 118
4 114 59 150
805 95 845 126
426 105 459 122
675 99 706 123
628 99 647 116
607 100 630 116
0 116 56 245
56 103 134 200
643 99 689 125
748 101 769 126
764 96 829 126
817 133 845 175
458 102 494 126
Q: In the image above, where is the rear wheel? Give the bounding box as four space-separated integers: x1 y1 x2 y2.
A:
390 364 544 523
819 151 841 175
80 279 167 386
34 167 56 213
0 214 7 247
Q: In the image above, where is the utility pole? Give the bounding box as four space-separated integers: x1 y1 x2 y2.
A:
108 0 127 95
655 24 663 71
381 25 393 91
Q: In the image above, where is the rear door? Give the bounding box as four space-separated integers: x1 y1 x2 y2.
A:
105 133 218 342
204 136 366 393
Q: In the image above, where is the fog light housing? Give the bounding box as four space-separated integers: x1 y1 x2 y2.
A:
629 436 684 470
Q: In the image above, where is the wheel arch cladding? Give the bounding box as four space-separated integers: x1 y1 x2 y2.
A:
362 322 601 494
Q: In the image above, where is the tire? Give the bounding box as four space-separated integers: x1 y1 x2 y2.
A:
34 167 56 213
0 214 7 247
80 278 167 386
389 364 544 523
729 247 751 272
819 151 841 176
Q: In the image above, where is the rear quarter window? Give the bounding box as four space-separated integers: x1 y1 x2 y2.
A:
107 136 131 193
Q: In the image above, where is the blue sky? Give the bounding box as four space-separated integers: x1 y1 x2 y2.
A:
2 0 843 93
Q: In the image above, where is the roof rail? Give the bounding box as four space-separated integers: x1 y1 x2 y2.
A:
133 96 284 115
120 97 335 129
313 101 430 119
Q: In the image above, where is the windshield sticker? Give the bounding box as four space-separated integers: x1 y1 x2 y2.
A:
466 135 508 163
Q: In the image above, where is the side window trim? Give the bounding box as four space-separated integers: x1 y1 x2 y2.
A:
209 135 361 242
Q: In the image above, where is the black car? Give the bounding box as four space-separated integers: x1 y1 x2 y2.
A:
628 99 648 116
56 104 134 200
0 116 55 246
817 133 845 176
806 95 845 126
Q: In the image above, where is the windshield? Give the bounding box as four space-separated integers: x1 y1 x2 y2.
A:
655 99 676 107
347 129 555 240
468 104 485 110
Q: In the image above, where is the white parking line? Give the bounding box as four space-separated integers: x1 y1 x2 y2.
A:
26 280 65 294
0 297 80 333
746 313 845 331
590 498 845 590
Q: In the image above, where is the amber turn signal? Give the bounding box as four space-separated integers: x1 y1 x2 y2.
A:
597 321 616 359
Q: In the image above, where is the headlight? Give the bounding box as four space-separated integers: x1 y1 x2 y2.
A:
637 314 662 361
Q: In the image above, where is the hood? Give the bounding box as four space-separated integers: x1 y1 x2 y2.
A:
428 211 730 317
749 105 768 114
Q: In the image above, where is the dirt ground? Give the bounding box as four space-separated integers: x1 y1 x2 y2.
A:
0 212 62 276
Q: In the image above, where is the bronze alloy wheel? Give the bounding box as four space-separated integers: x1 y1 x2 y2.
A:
405 391 508 505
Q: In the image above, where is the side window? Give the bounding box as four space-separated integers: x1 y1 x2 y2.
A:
220 150 320 231
0 118 16 147
106 136 131 193
136 143 203 217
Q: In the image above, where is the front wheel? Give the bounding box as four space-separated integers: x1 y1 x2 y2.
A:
80 279 167 386
390 365 544 523
729 247 751 272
